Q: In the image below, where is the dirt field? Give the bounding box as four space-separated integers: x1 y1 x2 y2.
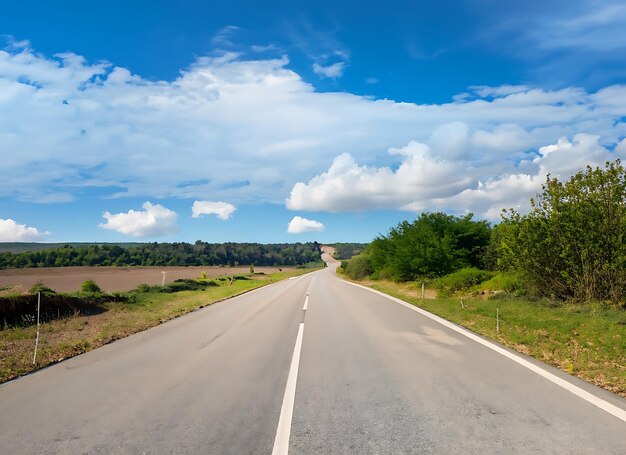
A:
0 266 293 292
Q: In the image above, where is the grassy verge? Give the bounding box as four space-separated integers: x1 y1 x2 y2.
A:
0 269 314 383
351 278 626 398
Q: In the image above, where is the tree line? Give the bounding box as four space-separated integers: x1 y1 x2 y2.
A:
344 160 626 306
0 241 323 269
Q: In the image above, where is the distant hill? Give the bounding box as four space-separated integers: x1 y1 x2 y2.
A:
0 243 144 254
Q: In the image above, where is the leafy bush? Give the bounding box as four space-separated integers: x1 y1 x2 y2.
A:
135 283 154 293
367 212 491 281
474 271 527 294
160 278 220 293
80 279 102 293
498 160 626 305
343 253 373 279
432 268 493 297
29 281 56 296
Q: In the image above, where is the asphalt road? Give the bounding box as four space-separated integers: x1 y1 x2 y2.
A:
1 256 625 454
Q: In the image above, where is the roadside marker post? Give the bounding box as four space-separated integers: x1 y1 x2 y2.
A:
496 308 500 333
32 291 41 365
421 283 425 302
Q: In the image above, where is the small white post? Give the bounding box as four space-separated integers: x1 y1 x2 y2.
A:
161 271 167 287
461 298 465 309
32 291 41 365
496 307 500 333
421 283 425 302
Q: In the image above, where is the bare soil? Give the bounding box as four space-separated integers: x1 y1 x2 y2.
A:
0 266 293 293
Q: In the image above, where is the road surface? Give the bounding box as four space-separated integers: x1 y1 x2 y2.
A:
1 255 625 454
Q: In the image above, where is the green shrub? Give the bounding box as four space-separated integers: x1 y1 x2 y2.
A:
499 160 626 305
160 278 220 293
474 271 527 294
367 212 491 281
433 268 493 297
80 279 102 293
344 253 373 280
29 281 56 296
135 283 153 293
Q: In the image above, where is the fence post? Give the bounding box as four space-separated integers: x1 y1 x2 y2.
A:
32 291 41 365
421 282 425 302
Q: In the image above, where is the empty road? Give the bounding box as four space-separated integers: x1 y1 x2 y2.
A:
1 255 625 454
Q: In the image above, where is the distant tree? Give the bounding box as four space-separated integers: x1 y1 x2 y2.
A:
365 212 491 281
0 242 322 270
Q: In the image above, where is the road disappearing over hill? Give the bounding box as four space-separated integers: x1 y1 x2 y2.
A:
1 252 624 454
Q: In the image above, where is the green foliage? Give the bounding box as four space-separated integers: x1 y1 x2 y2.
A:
161 279 216 293
474 271 527 294
333 243 368 260
498 160 626 305
365 212 491 281
135 283 153 293
80 279 102 293
28 281 56 296
432 268 494 296
0 241 322 269
343 253 373 279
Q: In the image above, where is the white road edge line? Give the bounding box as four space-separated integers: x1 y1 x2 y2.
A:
303 296 309 311
272 322 305 455
343 280 626 423
288 270 319 281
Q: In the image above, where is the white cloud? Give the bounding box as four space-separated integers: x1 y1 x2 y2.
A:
530 2 626 52
191 200 236 220
287 134 618 219
99 202 178 237
312 61 345 79
0 218 48 241
211 26 240 48
0 43 625 216
287 143 469 212
616 138 626 155
287 216 325 234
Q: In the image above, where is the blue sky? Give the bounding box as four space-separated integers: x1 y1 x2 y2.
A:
1 0 625 243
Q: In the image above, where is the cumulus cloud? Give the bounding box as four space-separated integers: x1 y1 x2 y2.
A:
99 202 178 237
1 42 626 214
191 200 236 220
287 216 325 234
312 61 345 79
288 134 618 219
0 218 48 241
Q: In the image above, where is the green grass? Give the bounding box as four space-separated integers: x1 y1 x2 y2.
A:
361 279 626 397
0 268 316 383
